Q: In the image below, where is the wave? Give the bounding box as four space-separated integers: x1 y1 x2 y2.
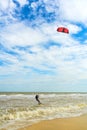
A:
0 103 87 122
0 92 87 99
0 93 87 129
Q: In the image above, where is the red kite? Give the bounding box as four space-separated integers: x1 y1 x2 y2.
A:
57 27 69 34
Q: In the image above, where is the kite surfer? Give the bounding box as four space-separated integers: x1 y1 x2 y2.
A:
35 94 41 105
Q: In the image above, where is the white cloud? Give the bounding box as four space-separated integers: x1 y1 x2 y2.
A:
1 0 87 25
0 12 84 80
0 0 18 24
0 0 9 10
59 0 87 24
66 23 82 34
0 22 48 47
17 0 28 6
0 0 16 13
1 0 87 91
43 0 59 13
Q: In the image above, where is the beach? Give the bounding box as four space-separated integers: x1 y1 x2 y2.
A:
0 92 87 130
19 114 87 130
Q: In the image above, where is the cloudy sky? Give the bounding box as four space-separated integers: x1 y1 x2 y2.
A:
0 0 87 92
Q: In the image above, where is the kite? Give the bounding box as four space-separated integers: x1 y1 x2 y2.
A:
57 27 69 34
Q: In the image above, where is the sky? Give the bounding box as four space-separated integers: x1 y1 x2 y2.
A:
0 0 87 92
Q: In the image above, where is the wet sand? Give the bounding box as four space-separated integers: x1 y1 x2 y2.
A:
19 114 87 130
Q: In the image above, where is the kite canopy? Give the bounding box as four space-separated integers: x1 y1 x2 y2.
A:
57 27 69 34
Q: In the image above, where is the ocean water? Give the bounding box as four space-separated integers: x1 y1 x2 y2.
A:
0 92 87 130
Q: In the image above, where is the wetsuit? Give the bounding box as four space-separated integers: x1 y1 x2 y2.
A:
35 95 41 105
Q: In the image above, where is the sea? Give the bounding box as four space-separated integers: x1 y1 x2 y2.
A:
0 92 87 130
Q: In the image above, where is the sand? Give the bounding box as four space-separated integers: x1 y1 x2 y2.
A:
18 114 87 130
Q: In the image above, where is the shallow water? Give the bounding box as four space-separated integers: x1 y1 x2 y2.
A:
0 92 87 130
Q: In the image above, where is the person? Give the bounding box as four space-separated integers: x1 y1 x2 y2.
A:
35 94 41 105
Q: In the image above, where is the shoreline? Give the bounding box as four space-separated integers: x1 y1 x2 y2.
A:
18 114 87 130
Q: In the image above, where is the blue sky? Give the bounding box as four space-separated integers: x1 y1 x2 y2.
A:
0 0 87 92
